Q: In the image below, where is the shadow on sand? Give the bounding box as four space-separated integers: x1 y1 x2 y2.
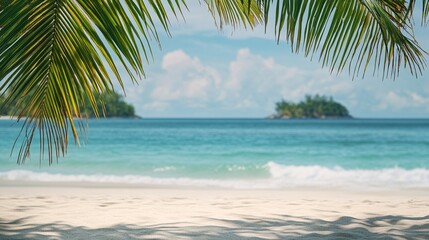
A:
1 214 428 239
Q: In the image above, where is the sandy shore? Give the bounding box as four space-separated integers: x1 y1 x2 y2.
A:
0 185 428 239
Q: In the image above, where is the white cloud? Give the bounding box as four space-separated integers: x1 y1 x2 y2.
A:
150 85 181 101
377 91 408 110
150 50 221 102
225 48 282 91
161 50 193 70
377 91 429 111
142 101 169 111
410 92 428 105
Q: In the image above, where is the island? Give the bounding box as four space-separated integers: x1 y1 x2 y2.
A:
1 92 139 118
81 92 138 118
269 95 352 119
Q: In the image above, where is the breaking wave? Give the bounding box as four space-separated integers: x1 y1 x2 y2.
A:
2 162 429 189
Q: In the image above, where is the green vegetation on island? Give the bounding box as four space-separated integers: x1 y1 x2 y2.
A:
81 92 137 118
0 95 10 116
271 95 351 119
1 92 137 118
0 94 28 117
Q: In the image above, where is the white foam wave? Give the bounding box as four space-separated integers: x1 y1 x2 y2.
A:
153 166 176 172
266 162 429 188
227 165 247 172
0 170 260 189
1 162 429 189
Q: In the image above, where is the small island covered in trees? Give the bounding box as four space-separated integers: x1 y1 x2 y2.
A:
269 95 352 119
1 92 138 118
81 92 138 118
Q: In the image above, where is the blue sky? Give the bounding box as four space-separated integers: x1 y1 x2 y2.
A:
119 3 429 118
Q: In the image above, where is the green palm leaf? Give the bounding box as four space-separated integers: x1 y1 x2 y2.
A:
0 0 185 164
207 0 427 78
406 0 429 23
422 0 429 23
204 0 263 29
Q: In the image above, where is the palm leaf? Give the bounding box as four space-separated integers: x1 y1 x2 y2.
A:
204 0 263 29
0 0 185 164
206 0 427 78
422 0 429 23
407 0 429 24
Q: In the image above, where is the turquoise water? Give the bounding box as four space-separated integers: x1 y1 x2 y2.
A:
1 119 429 189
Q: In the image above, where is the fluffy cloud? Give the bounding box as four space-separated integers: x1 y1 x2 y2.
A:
149 50 221 104
377 91 429 111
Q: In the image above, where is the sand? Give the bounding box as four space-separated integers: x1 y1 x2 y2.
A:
0 185 428 239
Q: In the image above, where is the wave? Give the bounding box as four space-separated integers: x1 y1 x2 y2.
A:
266 162 429 188
153 166 177 172
2 162 429 189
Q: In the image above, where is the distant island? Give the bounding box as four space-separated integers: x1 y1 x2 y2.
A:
269 95 352 119
1 92 139 118
81 92 138 118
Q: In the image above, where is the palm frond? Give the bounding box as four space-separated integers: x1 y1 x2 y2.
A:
283 0 425 77
205 0 426 78
404 0 429 25
204 0 263 29
0 0 185 164
423 0 429 23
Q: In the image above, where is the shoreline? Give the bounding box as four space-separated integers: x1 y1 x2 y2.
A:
2 178 429 194
2 182 429 196
2 165 429 191
1 185 428 239
0 115 17 120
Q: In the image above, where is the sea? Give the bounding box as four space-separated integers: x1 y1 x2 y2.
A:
1 118 429 190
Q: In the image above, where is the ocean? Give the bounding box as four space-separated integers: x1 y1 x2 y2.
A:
1 118 429 189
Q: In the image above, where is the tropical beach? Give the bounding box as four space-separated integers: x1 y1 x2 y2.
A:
2 1 429 239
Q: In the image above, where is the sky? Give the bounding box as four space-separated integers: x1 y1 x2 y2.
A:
118 2 429 118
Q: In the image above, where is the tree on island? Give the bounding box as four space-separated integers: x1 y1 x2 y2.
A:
0 92 31 117
0 95 7 116
81 92 136 118
1 1 428 163
273 95 350 119
1 91 136 118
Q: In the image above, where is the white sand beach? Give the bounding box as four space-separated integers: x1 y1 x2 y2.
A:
0 185 428 239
